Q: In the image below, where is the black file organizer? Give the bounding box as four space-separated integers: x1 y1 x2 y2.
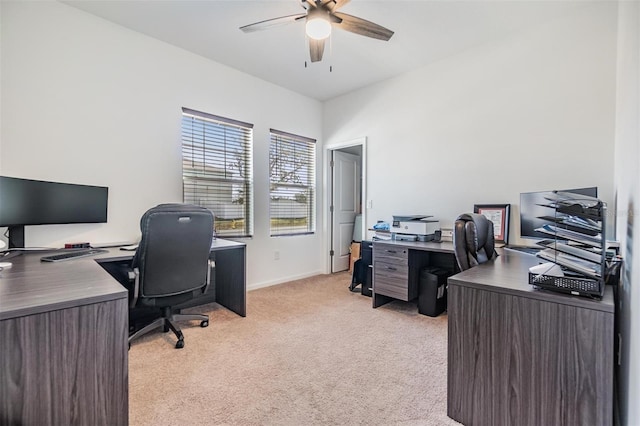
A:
528 193 608 299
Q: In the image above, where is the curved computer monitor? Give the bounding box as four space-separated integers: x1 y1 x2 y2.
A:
0 176 108 249
520 187 597 240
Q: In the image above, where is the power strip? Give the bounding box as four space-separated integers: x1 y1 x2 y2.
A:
65 242 91 249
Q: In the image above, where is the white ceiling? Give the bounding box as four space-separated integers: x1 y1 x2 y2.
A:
63 0 591 101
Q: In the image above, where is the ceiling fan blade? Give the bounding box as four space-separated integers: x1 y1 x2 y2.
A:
333 12 394 41
240 13 306 33
309 38 325 62
326 0 350 12
328 13 342 24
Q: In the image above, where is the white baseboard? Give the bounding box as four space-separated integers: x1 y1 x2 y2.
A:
247 270 326 292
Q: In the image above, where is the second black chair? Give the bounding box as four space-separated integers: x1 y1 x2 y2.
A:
453 213 498 271
127 203 214 349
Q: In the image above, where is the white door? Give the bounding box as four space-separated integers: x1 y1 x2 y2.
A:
331 150 361 272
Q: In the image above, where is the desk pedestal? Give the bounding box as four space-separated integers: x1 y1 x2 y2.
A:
447 254 614 426
372 240 457 309
0 298 128 425
176 243 246 316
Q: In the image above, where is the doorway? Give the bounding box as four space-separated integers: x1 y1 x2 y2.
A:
326 138 366 273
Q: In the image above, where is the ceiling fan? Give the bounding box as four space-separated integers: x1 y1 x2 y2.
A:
239 0 394 63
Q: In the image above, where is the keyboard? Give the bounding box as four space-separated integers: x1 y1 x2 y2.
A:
504 246 541 255
40 249 109 262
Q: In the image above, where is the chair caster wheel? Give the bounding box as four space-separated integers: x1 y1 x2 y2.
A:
200 320 209 328
175 339 185 349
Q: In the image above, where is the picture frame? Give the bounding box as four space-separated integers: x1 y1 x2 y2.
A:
473 204 511 245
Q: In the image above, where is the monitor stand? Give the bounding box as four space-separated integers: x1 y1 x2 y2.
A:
1 225 25 259
7 225 25 249
1 250 23 260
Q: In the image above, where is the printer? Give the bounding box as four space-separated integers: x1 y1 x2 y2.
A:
391 215 441 242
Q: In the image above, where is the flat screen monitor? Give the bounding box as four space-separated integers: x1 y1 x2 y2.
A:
0 176 108 248
520 187 597 240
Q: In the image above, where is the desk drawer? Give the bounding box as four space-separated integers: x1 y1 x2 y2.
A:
374 261 410 301
375 261 408 279
374 245 409 266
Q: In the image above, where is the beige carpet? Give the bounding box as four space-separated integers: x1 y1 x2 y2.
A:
128 272 461 425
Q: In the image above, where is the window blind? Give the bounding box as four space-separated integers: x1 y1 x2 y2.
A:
182 107 253 238
269 129 316 236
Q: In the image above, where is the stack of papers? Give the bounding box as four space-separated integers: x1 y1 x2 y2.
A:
537 240 602 263
529 262 564 277
543 191 600 208
537 249 600 278
535 224 602 248
372 232 391 241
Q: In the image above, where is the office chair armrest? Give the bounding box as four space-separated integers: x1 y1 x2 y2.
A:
128 267 140 308
203 259 215 294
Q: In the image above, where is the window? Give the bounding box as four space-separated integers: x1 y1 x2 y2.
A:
269 129 316 236
181 108 253 237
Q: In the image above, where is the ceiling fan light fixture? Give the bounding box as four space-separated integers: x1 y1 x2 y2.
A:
306 17 331 40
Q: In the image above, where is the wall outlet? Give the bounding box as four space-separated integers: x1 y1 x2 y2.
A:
274 251 280 260
366 199 373 209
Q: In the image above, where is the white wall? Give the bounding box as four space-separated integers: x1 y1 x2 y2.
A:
0 1 324 289
614 1 640 424
323 2 618 247
1 0 636 419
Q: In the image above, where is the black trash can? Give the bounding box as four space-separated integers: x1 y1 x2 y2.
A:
418 267 449 317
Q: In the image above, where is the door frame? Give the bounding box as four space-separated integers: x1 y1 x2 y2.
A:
323 137 367 274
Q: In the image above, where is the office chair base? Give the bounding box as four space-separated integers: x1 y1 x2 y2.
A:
128 312 209 349
175 313 209 324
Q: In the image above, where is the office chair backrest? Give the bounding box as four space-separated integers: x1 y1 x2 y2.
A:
133 204 214 299
453 213 498 271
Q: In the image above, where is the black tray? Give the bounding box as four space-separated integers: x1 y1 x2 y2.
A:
528 272 604 299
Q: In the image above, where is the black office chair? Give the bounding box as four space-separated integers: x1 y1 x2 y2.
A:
453 213 498 271
127 203 214 349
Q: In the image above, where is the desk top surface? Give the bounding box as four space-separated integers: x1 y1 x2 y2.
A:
0 239 246 321
372 239 613 312
449 249 614 313
0 249 127 321
372 239 455 253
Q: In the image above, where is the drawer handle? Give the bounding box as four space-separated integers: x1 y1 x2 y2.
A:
386 266 397 271
386 250 397 254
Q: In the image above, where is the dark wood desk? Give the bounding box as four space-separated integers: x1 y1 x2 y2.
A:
447 250 614 425
0 238 246 425
371 240 457 308
179 238 246 316
96 239 247 317
0 250 129 425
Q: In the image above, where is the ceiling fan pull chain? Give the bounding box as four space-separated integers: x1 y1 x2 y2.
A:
328 33 332 72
